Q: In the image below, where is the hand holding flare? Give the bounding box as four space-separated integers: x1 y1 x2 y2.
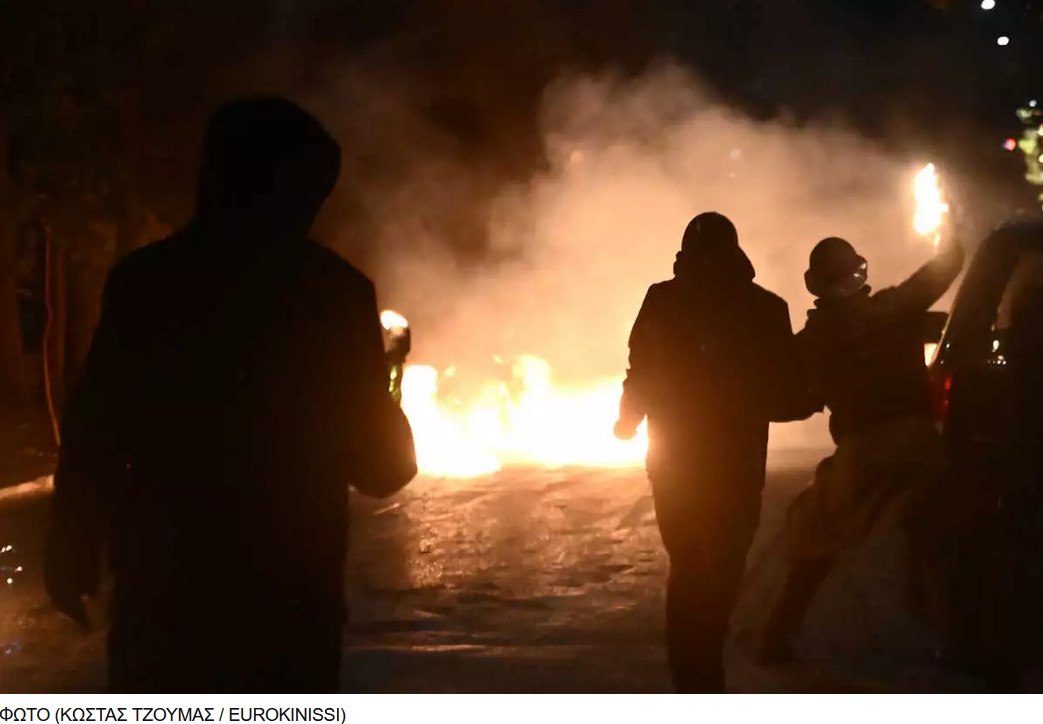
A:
381 310 411 405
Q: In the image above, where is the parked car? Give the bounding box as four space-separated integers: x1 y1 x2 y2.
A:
928 221 1043 689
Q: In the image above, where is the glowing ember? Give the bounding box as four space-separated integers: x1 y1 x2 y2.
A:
913 163 950 248
399 357 647 478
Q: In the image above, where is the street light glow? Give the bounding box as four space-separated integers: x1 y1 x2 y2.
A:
981 0 996 9
997 35 1010 46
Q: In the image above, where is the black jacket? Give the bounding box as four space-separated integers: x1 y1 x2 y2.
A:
46 227 417 625
800 241 965 442
619 267 815 490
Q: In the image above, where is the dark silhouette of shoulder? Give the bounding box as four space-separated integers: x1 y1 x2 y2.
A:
748 282 790 319
641 278 789 322
104 233 377 315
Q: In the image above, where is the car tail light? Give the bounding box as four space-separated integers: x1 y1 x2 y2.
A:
929 366 953 425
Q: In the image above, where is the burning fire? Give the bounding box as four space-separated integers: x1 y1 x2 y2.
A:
379 310 648 478
913 163 950 247
399 359 647 478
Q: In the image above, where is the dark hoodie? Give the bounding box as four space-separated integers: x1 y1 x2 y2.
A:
799 240 964 443
619 239 812 490
46 97 417 691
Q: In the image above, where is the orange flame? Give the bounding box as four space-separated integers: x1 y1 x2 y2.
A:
399 357 647 478
913 163 949 248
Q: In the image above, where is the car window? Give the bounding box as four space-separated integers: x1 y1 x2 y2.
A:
993 251 1043 361
943 235 1021 363
996 252 1043 329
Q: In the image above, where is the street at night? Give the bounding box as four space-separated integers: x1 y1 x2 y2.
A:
1 451 989 693
4 0 1043 701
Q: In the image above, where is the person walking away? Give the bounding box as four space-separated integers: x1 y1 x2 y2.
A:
614 212 819 693
44 97 418 693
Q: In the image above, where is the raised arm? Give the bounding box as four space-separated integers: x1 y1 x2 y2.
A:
877 236 966 315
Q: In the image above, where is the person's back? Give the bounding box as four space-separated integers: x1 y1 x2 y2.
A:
615 213 816 692
800 277 938 444
45 97 417 692
629 273 800 490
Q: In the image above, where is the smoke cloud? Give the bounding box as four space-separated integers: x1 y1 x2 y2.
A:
321 62 965 450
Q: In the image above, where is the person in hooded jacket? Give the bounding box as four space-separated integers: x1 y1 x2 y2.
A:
758 233 964 665
44 97 418 693
614 212 818 693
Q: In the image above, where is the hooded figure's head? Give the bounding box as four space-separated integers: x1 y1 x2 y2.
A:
197 97 340 236
673 212 755 284
804 237 868 300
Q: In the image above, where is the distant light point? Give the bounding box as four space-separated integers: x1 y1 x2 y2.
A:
997 35 1010 46
1004 138 1018 151
981 0 996 9
1031 100 1038 108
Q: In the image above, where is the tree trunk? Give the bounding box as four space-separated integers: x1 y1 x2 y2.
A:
42 219 65 444
63 223 110 387
0 113 27 410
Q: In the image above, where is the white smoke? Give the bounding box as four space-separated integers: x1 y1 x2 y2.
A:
336 62 958 450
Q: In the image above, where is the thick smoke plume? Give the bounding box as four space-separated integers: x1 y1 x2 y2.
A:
323 63 964 449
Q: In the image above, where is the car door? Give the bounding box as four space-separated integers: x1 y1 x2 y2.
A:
939 236 1043 487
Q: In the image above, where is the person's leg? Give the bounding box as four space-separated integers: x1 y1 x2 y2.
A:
107 620 167 693
758 452 843 666
275 619 343 693
758 555 834 665
662 548 726 692
654 477 712 691
654 478 759 692
238 615 344 693
109 617 231 693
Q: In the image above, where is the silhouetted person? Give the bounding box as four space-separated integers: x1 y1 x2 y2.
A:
614 212 817 693
44 97 417 693
759 234 964 665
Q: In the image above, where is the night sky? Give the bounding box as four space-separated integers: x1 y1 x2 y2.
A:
4 0 1043 242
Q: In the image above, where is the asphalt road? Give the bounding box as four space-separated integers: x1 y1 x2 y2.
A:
0 451 984 693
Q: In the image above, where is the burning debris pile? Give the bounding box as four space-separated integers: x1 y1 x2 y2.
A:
379 323 648 478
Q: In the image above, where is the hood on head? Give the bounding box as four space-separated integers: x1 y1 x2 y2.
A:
197 96 341 236
673 213 755 285
673 245 756 285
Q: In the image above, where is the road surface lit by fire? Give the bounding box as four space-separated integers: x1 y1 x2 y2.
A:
0 455 984 692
